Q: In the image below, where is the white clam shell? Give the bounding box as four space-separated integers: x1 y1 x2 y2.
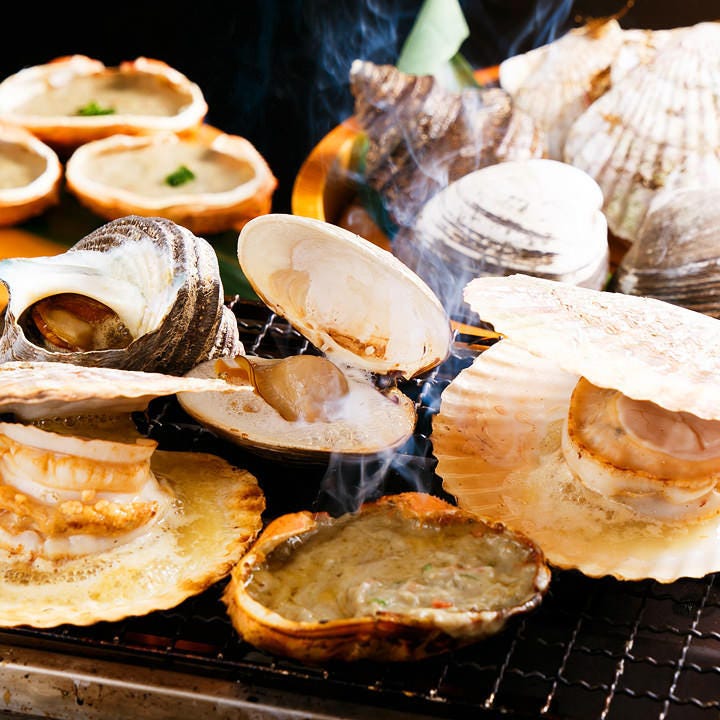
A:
394 158 609 318
565 21 720 243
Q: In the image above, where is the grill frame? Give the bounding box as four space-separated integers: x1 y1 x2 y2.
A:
2 299 720 720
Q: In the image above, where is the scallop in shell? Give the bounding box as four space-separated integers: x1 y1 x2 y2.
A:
65 127 277 234
349 59 545 231
0 123 62 226
611 185 720 316
0 215 241 374
393 158 609 318
178 214 452 460
0 56 207 155
499 19 624 160
434 274 720 582
564 21 720 244
0 360 264 627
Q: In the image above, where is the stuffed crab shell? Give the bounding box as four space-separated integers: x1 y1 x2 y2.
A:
434 274 720 582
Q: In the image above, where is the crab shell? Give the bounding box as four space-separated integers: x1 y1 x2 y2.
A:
0 56 207 154
223 492 550 662
65 127 277 234
0 123 62 226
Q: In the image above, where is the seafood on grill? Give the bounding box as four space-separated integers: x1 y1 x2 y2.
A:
393 158 609 316
0 122 62 226
0 55 207 154
349 59 545 231
611 185 720 317
433 274 720 582
0 360 264 628
65 126 277 234
564 21 720 244
224 492 550 662
178 214 452 460
0 215 241 374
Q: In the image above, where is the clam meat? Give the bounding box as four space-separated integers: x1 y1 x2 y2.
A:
0 215 241 374
433 274 720 582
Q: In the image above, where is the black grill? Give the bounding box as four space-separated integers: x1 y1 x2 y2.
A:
2 299 720 720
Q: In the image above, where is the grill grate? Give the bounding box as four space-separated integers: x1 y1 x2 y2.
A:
2 299 720 719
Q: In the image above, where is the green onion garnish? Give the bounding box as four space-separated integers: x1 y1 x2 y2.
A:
76 101 115 116
165 165 196 187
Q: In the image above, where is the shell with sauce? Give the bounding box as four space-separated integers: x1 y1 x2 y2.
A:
223 492 550 662
0 123 62 226
65 127 277 234
0 215 241 374
0 56 207 154
178 214 452 460
433 274 720 582
0 360 264 628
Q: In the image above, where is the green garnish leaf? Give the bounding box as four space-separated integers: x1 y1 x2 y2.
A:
165 165 196 187
370 598 388 606
422 563 433 572
76 101 115 116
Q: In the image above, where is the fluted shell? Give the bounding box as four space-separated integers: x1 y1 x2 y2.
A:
393 158 609 318
434 274 720 581
499 19 624 160
0 215 241 374
612 186 720 316
565 21 720 244
0 123 62 226
0 56 207 155
65 128 277 234
349 59 545 230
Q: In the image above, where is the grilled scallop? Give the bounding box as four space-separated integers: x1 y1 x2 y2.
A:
224 492 550 662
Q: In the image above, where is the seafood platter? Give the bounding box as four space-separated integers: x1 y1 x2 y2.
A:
0 26 720 720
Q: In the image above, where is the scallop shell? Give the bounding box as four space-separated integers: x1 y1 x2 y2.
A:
0 123 62 226
65 127 277 234
0 215 241 374
564 21 720 244
0 56 207 155
434 274 720 580
393 158 609 318
611 185 720 316
499 19 624 160
349 59 545 230
223 492 550 662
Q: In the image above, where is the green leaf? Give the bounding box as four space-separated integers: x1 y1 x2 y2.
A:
165 165 196 187
75 101 115 116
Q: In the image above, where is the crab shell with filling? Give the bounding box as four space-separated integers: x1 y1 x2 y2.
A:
433 274 720 582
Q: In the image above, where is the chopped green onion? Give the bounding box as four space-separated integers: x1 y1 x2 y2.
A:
165 165 196 187
76 101 115 116
370 598 388 606
422 563 433 572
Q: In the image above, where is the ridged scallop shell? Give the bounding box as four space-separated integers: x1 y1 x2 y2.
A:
434 274 720 580
0 215 240 374
499 19 624 160
393 158 609 318
564 21 720 244
349 59 545 230
611 185 720 316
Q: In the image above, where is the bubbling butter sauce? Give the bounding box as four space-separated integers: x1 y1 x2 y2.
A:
246 507 540 623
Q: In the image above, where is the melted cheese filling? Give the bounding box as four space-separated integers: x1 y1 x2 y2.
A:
247 508 540 624
562 378 720 520
0 141 46 189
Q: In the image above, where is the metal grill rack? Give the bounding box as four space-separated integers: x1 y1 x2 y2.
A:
2 299 719 720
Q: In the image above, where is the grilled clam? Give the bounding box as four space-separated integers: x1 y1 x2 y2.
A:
65 127 277 234
0 215 240 374
434 274 720 582
0 56 207 155
393 158 609 317
224 492 550 662
178 214 452 460
0 360 264 628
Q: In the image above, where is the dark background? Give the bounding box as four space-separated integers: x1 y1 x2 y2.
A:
1 0 717 212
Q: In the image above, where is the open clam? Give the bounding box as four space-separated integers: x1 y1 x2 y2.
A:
0 56 207 154
0 123 62 226
0 360 264 628
178 214 452 460
223 492 550 662
0 215 240 374
434 274 720 582
65 127 277 234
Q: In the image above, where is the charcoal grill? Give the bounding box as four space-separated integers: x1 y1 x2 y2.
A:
1 299 719 720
